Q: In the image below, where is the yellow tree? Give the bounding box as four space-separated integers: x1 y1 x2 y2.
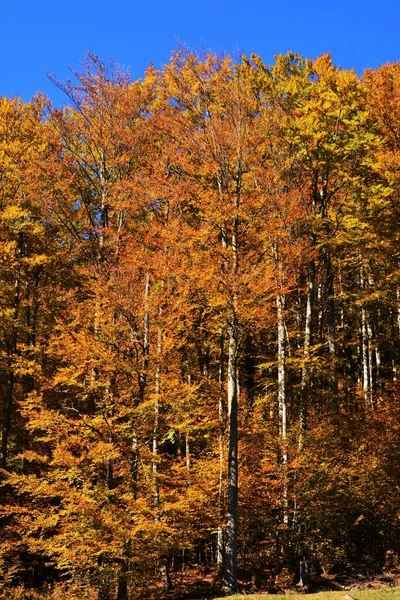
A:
158 49 294 592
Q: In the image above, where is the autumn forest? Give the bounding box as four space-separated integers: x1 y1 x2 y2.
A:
1 50 400 599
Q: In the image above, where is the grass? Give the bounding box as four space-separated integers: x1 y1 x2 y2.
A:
217 588 400 599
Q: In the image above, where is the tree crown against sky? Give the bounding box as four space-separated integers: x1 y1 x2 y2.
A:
1 0 399 101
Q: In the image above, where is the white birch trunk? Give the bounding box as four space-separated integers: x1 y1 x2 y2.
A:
360 268 372 408
367 319 374 405
223 166 240 594
277 292 288 525
361 304 369 404
299 261 314 447
397 288 400 342
224 316 238 592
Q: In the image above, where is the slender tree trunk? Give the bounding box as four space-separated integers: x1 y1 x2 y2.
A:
338 262 348 399
325 255 336 360
272 243 289 532
185 372 191 481
185 372 192 485
367 319 374 405
98 152 108 259
218 218 228 573
1 368 15 470
375 327 382 398
217 331 225 575
153 322 161 509
116 567 128 600
299 261 314 448
160 561 172 592
223 159 241 593
317 283 323 344
360 268 372 408
277 293 288 526
131 430 139 497
323 248 337 408
104 377 115 490
152 311 172 591
185 433 190 478
223 315 239 594
140 272 150 396
375 345 381 383
361 303 369 403
132 272 150 497
1 232 22 469
397 288 400 343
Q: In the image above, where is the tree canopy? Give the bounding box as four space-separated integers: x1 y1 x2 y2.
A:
0 50 400 599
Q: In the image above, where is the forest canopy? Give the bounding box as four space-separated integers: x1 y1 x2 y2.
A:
0 49 400 599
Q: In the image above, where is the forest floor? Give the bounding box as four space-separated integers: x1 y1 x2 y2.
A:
170 567 400 600
219 590 400 599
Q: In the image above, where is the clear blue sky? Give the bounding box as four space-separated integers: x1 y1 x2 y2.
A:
1 0 399 103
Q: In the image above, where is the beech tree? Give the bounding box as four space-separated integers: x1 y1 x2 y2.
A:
0 50 400 600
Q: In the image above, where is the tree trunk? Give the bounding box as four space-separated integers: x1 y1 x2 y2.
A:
1 368 15 470
323 247 337 407
223 170 240 593
217 330 225 575
1 231 22 469
149 291 161 509
397 288 400 343
223 315 239 594
361 303 369 404
367 319 374 405
116 568 128 600
299 261 314 448
22 273 38 397
132 272 150 497
160 560 172 592
153 324 161 508
360 268 373 408
185 432 191 478
375 328 382 398
277 293 288 526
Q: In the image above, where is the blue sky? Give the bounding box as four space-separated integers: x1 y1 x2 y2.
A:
1 0 399 103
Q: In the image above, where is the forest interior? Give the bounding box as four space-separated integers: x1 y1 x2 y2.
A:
0 49 400 600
